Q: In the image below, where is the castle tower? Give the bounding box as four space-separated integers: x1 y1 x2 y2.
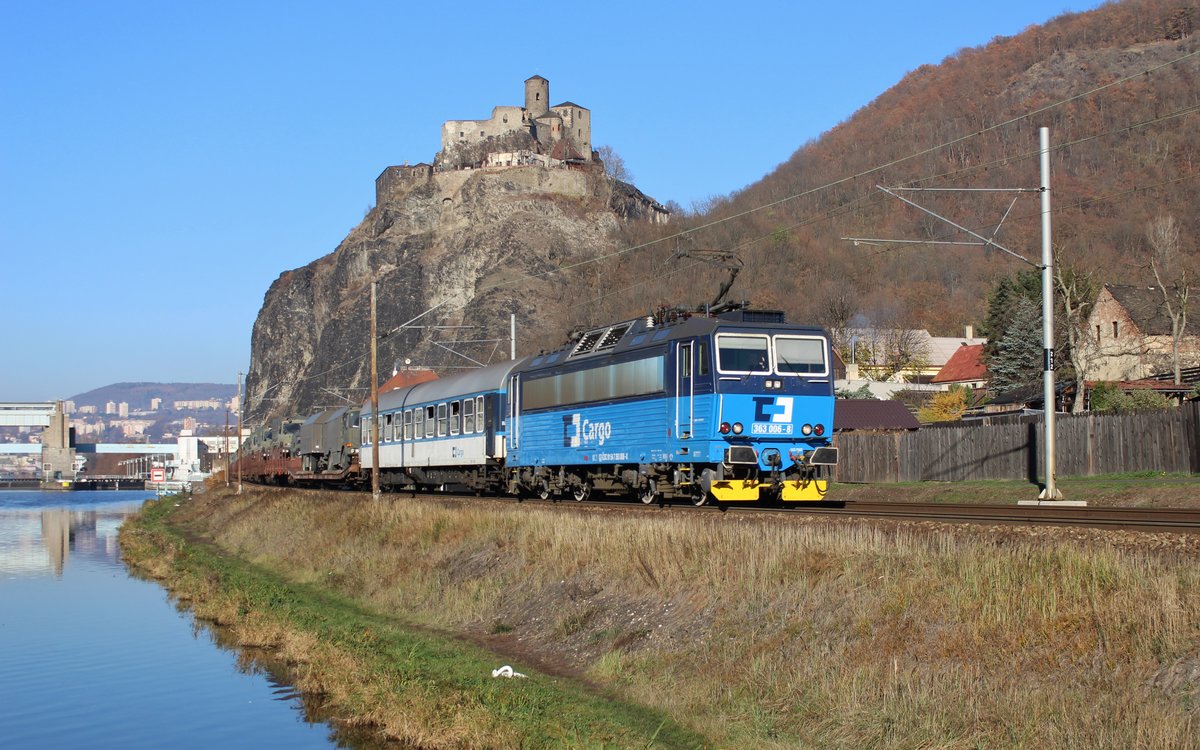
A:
524 75 549 118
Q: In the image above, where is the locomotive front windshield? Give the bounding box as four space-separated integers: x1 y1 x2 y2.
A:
716 334 771 374
773 336 827 375
716 333 828 376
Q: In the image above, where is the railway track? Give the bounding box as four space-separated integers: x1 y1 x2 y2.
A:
787 501 1200 534
503 495 1200 533
263 483 1200 534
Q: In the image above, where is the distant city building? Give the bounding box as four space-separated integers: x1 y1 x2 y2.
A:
182 417 198 432
118 402 129 418
227 395 240 413
70 419 104 437
78 405 97 415
150 397 162 411
173 399 222 410
109 419 154 438
64 400 76 413
105 401 116 415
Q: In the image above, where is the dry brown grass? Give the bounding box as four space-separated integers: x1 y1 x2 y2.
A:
172 486 1200 748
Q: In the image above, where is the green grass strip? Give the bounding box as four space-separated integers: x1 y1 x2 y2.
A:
123 497 710 750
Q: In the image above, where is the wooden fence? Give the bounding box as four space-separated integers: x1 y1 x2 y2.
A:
833 402 1200 483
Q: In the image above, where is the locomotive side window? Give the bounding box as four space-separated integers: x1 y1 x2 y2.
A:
425 406 435 438
716 334 771 374
698 340 710 375
475 396 485 432
773 336 828 376
403 409 413 440
523 355 664 410
463 397 475 433
414 408 424 440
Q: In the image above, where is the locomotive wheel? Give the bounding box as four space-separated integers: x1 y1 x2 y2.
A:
536 478 551 501
572 483 591 502
690 489 708 507
639 480 658 505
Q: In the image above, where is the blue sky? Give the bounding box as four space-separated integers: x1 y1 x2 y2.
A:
0 0 1104 402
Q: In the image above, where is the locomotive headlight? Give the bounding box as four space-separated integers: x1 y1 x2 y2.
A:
801 423 814 436
732 422 744 435
719 422 731 435
814 424 825 436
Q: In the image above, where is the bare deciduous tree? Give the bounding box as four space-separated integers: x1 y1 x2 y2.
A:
1053 247 1100 412
1145 214 1196 384
596 145 632 182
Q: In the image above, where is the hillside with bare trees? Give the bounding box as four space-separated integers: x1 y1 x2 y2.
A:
571 0 1198 358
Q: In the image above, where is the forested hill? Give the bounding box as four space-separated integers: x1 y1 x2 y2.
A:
597 0 1198 344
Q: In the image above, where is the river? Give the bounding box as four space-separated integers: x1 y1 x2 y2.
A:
0 490 380 749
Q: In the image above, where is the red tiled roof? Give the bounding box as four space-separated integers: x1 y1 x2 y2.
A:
379 369 438 393
931 343 987 384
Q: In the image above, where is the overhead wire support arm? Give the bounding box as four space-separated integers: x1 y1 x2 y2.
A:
875 185 1039 267
845 129 1074 505
841 237 989 247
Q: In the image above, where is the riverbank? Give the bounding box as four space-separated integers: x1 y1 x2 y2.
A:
122 484 1200 748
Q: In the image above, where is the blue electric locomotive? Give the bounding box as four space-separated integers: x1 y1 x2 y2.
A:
505 304 837 505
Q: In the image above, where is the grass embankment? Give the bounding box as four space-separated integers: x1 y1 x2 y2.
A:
120 494 706 749
126 484 1200 748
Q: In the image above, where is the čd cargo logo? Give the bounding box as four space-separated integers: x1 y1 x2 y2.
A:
750 396 795 436
563 414 613 447
753 396 794 423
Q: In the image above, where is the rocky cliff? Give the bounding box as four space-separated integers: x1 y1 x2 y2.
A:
245 165 651 423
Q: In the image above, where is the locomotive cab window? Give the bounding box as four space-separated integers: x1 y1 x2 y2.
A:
773 335 828 376
716 334 771 374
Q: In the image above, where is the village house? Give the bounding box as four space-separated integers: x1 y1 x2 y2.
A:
1085 284 1200 381
931 343 988 390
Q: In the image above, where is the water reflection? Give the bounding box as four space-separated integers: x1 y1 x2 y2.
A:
203 626 414 749
0 491 408 749
0 491 142 578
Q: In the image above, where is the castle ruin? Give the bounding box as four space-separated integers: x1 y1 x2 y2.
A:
372 75 668 224
437 75 593 169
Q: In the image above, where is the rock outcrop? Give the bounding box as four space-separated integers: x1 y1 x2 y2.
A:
245 165 638 423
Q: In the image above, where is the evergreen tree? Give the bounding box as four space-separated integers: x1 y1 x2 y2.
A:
988 295 1043 393
980 269 1041 361
982 269 1080 395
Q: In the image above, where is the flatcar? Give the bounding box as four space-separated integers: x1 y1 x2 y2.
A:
295 406 361 484
237 417 303 485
